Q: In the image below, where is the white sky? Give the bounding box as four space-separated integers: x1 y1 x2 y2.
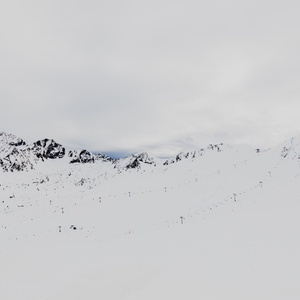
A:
1 0 300 157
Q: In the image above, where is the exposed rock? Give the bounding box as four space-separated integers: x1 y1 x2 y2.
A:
0 132 27 159
9 139 26 147
114 152 156 170
0 134 66 172
164 144 224 165
69 150 94 164
94 153 116 163
32 139 65 160
0 147 33 172
281 146 290 158
125 157 140 169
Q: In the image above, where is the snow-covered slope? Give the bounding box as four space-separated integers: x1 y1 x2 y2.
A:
0 133 300 300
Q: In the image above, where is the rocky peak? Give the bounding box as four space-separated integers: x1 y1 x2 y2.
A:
114 152 156 170
94 153 116 163
32 139 65 161
0 132 27 158
69 149 94 164
0 134 66 172
163 143 225 165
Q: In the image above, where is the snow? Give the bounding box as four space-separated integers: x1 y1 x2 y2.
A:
0 136 300 299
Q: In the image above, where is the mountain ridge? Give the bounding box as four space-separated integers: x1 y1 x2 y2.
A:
0 132 256 172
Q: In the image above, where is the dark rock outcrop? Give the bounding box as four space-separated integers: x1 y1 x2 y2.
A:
32 139 65 160
0 133 66 172
114 152 156 170
94 153 116 163
69 150 94 164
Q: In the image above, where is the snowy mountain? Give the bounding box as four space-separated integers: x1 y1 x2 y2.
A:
0 132 241 172
0 132 113 172
0 132 66 172
0 132 300 300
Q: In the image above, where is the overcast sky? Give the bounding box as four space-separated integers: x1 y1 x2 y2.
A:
1 0 300 157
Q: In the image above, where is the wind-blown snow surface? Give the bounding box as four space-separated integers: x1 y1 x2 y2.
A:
1 136 300 299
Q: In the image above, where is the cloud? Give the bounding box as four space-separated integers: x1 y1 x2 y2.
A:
1 0 300 157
